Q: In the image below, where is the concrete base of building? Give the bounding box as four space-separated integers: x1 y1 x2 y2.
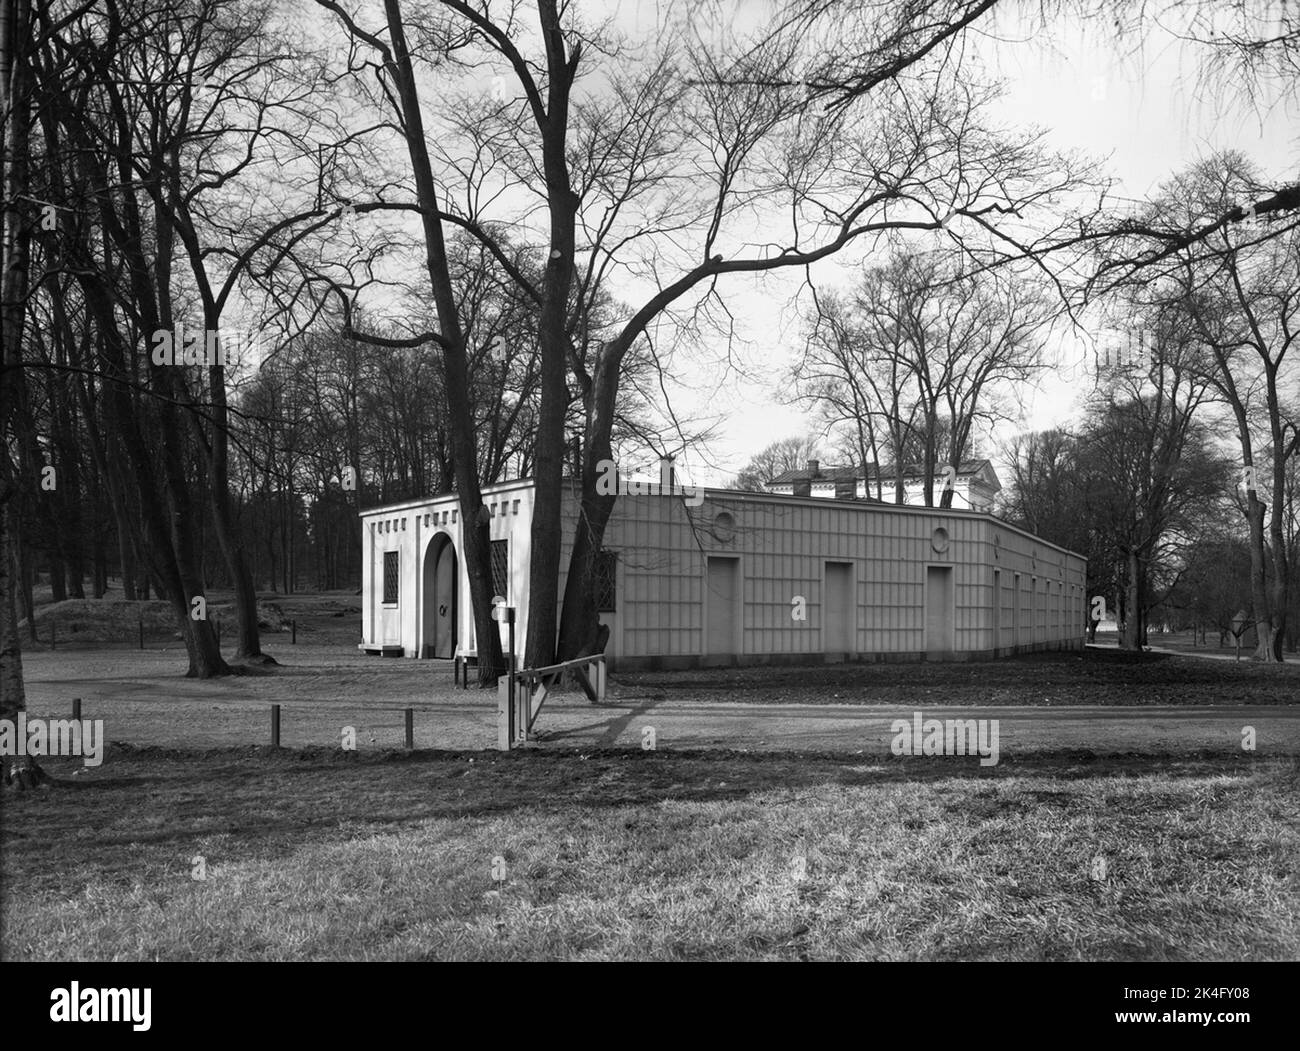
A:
358 643 405 657
610 638 1084 673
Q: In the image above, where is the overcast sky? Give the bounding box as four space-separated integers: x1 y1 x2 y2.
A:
656 4 1298 486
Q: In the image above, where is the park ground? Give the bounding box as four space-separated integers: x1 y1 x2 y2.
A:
2 591 1298 961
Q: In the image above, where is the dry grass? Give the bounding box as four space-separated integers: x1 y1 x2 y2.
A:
3 748 1296 961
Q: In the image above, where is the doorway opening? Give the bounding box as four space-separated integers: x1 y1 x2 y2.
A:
422 533 457 659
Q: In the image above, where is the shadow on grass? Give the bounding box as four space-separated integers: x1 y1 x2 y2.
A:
8 743 1286 816
2 744 1293 899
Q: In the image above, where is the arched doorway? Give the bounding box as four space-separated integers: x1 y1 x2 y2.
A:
422 533 457 658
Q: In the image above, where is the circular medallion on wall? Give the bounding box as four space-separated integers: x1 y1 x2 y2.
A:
711 510 736 542
931 526 950 554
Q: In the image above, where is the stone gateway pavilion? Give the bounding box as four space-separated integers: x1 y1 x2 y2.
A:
359 473 1086 672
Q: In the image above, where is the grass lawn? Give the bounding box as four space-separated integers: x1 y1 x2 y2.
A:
3 747 1297 961
20 588 363 649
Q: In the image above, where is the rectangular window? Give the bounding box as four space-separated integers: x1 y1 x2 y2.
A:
383 551 399 604
491 539 509 599
595 550 617 612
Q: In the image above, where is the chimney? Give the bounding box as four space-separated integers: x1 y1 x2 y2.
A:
806 459 820 475
658 455 675 488
835 477 856 500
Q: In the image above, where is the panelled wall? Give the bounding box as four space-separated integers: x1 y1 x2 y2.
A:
985 523 1086 657
559 489 704 666
592 489 1086 670
360 480 1086 668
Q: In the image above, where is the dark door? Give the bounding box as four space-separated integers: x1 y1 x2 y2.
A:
925 565 954 655
705 557 739 663
423 536 457 659
824 561 853 655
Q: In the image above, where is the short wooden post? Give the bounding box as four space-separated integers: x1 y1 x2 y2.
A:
215 618 222 645
271 704 281 748
497 677 511 751
404 707 414 750
138 616 145 650
506 608 523 743
72 697 81 721
291 619 297 644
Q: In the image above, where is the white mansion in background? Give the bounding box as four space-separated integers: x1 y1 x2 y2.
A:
763 459 1002 513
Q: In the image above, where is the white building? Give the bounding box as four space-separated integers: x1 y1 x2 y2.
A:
764 459 1002 513
358 471 1084 671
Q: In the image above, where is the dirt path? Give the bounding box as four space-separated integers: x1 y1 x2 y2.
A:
18 645 1299 757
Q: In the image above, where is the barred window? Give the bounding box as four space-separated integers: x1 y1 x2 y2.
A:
595 550 617 612
383 551 399 604
491 540 509 599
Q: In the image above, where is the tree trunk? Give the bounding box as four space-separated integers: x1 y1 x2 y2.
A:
92 527 107 599
0 473 45 789
523 0 580 670
1244 494 1277 661
201 363 268 662
49 550 67 603
381 0 503 684
1264 477 1289 662
556 355 620 662
13 524 36 641
0 0 45 787
1120 548 1142 650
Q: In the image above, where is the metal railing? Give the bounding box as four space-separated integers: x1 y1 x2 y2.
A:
496 607 606 750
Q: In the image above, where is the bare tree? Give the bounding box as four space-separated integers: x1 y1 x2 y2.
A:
731 436 822 490
776 0 1300 269
1076 311 1226 650
794 248 1051 507
1137 154 1300 660
553 22 1094 659
314 0 1096 667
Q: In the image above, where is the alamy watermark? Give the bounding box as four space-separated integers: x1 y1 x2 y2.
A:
891 711 1000 767
595 456 704 506
149 322 265 367
50 982 150 1031
0 714 105 767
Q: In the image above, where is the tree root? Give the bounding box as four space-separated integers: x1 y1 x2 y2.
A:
236 652 280 667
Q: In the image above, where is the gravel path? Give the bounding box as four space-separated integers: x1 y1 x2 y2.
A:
17 645 1299 757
